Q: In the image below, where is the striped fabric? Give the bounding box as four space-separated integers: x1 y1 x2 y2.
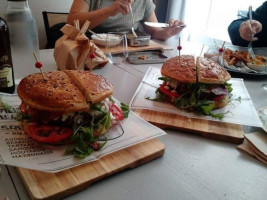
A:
84 0 155 33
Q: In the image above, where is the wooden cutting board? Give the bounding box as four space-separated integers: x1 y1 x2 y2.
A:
96 40 173 54
17 138 165 200
135 109 244 144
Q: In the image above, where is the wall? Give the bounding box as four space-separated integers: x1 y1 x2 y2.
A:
0 0 73 49
154 0 167 22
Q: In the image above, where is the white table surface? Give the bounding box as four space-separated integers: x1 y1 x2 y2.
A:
1 38 267 200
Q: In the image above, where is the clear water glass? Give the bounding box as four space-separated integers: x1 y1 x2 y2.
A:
105 32 128 65
5 0 39 79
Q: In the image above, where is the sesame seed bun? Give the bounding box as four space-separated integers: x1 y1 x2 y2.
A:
196 57 231 84
17 70 113 113
63 70 113 104
161 55 196 83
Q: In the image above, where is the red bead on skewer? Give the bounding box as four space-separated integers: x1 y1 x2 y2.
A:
216 41 226 63
177 37 182 57
89 45 97 71
33 52 47 80
35 61 43 68
89 52 96 59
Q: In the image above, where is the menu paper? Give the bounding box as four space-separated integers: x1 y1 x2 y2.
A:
130 67 262 127
0 95 166 173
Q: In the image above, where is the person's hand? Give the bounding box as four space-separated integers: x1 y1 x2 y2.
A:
239 19 262 41
109 0 134 16
164 19 185 37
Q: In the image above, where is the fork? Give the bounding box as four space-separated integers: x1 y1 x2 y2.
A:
248 6 256 60
129 5 138 37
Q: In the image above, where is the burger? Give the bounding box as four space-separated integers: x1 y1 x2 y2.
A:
155 55 232 119
17 70 127 157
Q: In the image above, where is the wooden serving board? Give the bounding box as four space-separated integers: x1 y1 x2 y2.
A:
96 40 173 54
17 138 165 200
135 110 244 144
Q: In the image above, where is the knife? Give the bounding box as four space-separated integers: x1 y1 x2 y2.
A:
144 22 185 28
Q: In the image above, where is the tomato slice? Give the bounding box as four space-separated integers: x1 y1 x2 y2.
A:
159 84 180 98
24 123 73 144
109 104 124 121
20 102 28 114
213 94 226 102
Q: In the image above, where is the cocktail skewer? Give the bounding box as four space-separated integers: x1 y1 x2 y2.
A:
33 52 47 80
89 45 96 71
216 41 225 63
177 37 182 57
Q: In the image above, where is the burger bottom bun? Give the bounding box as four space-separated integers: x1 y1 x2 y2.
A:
213 95 229 110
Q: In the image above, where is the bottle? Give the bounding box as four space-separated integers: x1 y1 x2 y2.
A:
4 0 39 79
0 16 15 94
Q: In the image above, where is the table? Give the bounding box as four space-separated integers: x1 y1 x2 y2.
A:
1 38 267 200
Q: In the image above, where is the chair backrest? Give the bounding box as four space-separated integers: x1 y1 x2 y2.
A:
42 11 69 48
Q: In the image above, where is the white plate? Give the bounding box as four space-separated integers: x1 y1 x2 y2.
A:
258 106 267 132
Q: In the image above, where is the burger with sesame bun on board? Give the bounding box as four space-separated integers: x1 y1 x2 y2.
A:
153 55 232 119
17 70 129 158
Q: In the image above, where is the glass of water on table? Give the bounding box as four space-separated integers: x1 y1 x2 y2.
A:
105 32 128 65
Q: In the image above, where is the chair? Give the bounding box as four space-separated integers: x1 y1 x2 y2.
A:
42 11 69 49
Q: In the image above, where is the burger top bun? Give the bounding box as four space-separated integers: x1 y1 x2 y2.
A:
17 70 114 113
161 55 196 83
64 70 113 104
196 57 231 84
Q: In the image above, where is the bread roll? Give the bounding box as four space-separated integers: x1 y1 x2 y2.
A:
196 57 231 84
17 71 88 113
17 70 114 112
161 55 196 83
64 70 113 104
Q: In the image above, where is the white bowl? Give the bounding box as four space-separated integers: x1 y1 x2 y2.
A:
246 55 267 72
247 62 267 72
91 33 122 47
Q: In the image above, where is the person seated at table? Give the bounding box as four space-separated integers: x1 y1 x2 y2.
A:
228 1 267 47
67 0 185 41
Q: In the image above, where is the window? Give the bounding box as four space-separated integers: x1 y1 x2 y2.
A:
183 0 263 43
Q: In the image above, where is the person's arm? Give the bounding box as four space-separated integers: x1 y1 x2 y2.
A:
67 0 132 29
144 12 185 41
228 2 266 47
228 18 250 47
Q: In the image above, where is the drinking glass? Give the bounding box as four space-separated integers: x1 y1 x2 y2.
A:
105 32 128 65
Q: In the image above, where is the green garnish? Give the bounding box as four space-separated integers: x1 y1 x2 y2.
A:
149 82 234 119
108 96 115 103
0 96 15 113
158 76 172 82
65 108 110 158
120 103 130 118
235 96 241 102
225 83 233 93
145 88 166 102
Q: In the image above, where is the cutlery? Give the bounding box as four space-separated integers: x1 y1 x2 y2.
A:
248 6 256 60
144 22 185 28
88 29 103 39
129 5 138 37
